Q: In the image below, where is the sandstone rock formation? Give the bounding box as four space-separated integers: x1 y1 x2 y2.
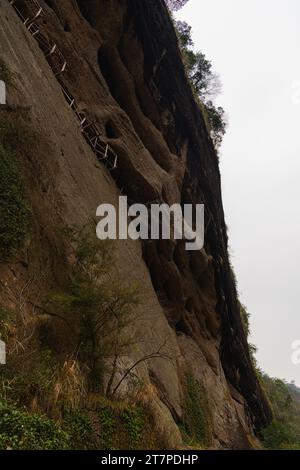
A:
0 0 271 448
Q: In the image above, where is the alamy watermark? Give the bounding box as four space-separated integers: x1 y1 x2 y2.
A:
0 80 6 105
0 340 6 365
96 197 204 251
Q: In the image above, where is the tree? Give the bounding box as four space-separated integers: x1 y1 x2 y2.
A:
165 0 190 11
175 20 227 148
262 421 294 450
49 226 175 399
176 21 222 99
205 101 226 148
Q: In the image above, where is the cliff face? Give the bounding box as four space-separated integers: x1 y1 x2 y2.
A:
0 0 271 448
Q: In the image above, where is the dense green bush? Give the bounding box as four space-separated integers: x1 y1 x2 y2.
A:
0 400 71 450
98 400 146 450
240 304 300 449
259 374 300 449
261 420 296 450
63 410 93 450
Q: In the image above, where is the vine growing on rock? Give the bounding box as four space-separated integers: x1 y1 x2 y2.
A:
0 113 31 260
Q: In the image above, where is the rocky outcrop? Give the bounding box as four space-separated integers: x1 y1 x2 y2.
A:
0 0 271 448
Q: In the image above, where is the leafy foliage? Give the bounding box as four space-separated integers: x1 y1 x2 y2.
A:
239 302 258 367
181 373 211 446
99 405 115 449
63 410 93 450
98 400 146 450
0 345 56 407
0 400 70 450
175 20 226 148
258 374 300 449
242 304 300 449
262 420 294 449
122 406 144 448
205 101 226 149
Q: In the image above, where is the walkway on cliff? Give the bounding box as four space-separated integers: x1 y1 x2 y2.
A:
8 0 118 171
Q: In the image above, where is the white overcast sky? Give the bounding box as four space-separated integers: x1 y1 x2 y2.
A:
176 0 300 384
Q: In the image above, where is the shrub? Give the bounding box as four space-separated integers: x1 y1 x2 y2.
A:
98 400 146 450
262 420 295 450
0 347 56 407
258 372 300 449
0 399 71 450
122 406 144 448
99 405 115 449
49 226 140 394
63 410 93 450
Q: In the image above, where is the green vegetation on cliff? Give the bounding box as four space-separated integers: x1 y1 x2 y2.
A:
181 372 212 448
0 113 30 260
0 226 164 449
240 304 300 449
175 20 226 148
259 374 300 449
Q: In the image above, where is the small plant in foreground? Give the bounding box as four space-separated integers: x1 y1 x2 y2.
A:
0 399 70 450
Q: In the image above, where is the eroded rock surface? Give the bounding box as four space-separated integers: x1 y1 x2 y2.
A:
0 0 271 448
